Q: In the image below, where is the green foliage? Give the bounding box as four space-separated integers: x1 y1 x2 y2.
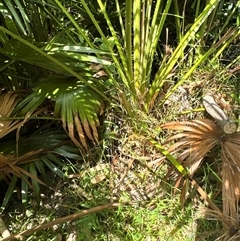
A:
0 0 111 207
69 0 240 117
0 0 240 238
0 0 110 147
0 122 81 210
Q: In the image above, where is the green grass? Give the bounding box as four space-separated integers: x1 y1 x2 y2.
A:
3 183 222 241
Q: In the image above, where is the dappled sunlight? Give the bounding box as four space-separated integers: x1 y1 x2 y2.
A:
0 0 240 240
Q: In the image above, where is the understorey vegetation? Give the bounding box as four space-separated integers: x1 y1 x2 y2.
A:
0 0 240 240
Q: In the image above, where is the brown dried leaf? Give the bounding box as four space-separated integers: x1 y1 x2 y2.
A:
0 154 14 169
74 115 88 150
221 134 240 225
0 92 22 138
163 118 221 207
162 121 203 132
167 136 212 152
163 119 219 133
90 122 99 142
82 120 94 141
65 122 86 150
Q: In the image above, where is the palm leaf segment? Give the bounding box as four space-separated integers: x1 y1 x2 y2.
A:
221 133 240 224
0 91 22 179
162 119 240 225
0 92 75 208
0 92 23 138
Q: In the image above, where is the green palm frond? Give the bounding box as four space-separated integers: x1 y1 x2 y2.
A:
0 124 82 209
1 0 31 36
1 0 58 41
0 0 111 148
55 83 104 150
15 76 104 150
1 37 111 76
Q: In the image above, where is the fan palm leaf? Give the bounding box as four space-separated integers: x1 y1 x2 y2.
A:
221 134 240 225
0 124 82 209
0 92 23 138
162 119 240 225
162 119 220 175
15 76 104 150
0 0 111 150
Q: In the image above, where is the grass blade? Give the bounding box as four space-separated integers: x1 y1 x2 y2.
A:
149 138 188 176
1 175 18 211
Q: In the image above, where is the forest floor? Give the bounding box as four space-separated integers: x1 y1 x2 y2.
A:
1 46 240 241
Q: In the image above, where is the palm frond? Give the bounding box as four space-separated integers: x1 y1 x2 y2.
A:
221 133 240 225
162 119 220 175
162 118 240 226
15 76 104 150
0 124 82 209
0 92 23 138
161 119 221 207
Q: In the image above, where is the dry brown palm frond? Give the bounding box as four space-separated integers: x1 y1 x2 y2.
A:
162 118 240 227
0 150 43 178
0 150 51 207
0 153 16 183
221 133 240 226
162 119 221 134
66 118 88 151
161 119 222 207
162 119 221 176
0 92 23 138
197 207 240 240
